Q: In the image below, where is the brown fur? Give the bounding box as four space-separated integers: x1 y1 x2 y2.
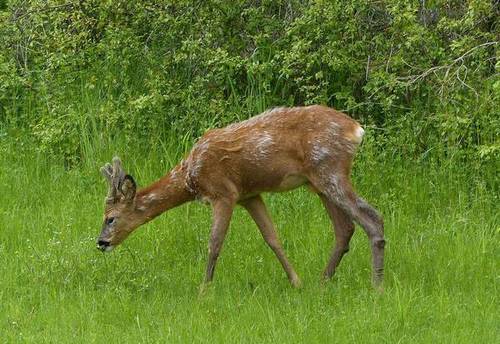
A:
98 105 385 289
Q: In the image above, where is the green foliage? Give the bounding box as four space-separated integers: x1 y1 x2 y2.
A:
0 0 498 165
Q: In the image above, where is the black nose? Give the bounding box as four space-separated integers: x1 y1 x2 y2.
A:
97 240 110 250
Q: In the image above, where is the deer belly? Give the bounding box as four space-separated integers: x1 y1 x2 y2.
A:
276 174 307 191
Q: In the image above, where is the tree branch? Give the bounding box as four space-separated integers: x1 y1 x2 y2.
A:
397 41 498 85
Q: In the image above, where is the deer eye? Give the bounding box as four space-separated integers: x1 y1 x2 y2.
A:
106 217 115 225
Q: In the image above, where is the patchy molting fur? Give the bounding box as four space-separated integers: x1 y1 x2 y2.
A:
311 144 331 164
254 131 274 158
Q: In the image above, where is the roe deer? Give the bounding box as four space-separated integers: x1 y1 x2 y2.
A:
97 105 385 289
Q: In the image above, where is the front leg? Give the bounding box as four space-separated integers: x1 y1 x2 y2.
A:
240 195 301 288
203 198 235 285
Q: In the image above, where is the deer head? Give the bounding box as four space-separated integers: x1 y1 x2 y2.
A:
97 157 139 252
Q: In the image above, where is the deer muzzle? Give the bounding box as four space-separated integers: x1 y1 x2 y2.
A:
97 239 114 252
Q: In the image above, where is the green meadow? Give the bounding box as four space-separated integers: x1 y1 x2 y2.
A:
0 136 498 343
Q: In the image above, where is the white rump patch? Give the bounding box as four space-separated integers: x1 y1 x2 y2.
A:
356 126 365 139
351 126 365 144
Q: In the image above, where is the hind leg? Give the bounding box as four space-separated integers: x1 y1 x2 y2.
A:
310 173 385 288
319 195 355 280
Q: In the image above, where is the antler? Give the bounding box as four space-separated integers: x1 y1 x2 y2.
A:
101 157 126 201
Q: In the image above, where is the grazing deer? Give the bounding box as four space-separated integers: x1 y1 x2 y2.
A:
97 105 385 289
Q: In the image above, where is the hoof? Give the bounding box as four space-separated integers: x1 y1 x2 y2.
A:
198 282 212 296
374 284 384 293
372 278 384 293
321 271 333 282
290 276 303 289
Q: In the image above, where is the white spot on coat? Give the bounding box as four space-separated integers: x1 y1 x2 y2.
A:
311 144 330 163
254 131 274 157
330 122 340 132
145 193 158 202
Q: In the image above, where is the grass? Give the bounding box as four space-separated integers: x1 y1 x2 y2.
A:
0 135 498 343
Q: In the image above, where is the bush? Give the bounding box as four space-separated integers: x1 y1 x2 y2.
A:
0 0 498 166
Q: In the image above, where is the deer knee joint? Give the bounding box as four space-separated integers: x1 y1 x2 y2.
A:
208 242 222 256
372 238 385 249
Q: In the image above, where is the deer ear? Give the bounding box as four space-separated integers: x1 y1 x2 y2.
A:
121 175 137 201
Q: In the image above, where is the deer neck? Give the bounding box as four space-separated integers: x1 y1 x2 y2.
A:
134 164 194 223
